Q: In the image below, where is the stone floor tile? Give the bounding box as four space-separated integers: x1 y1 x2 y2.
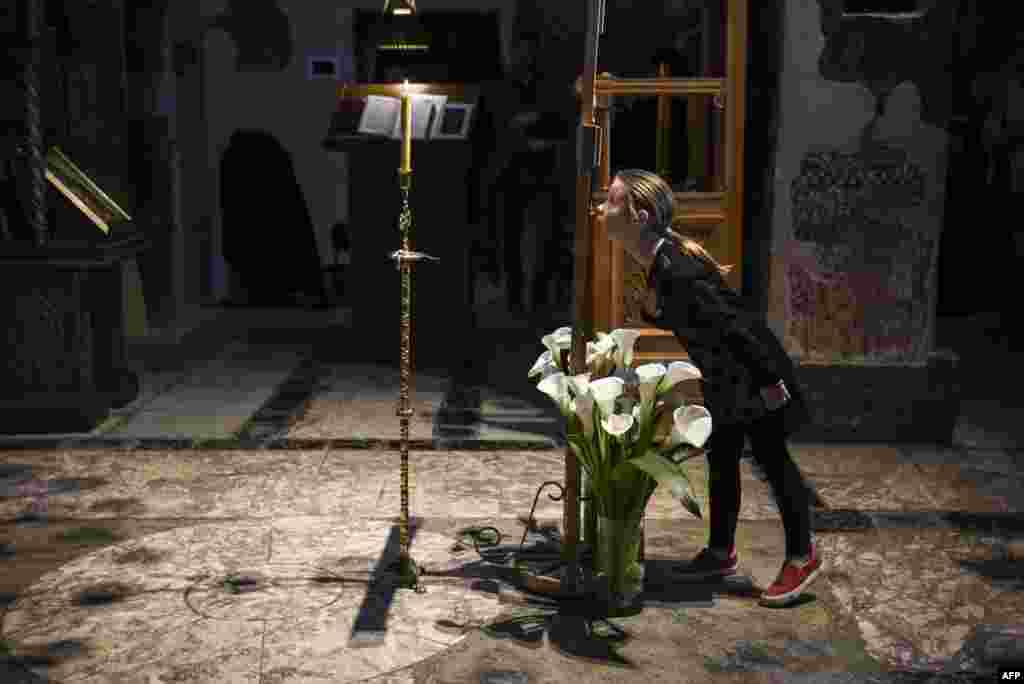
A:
818 527 1024 671
103 619 264 683
287 399 436 441
186 521 271 574
790 444 905 477
259 608 412 683
386 583 493 647
261 471 358 517
268 517 411 570
373 456 452 518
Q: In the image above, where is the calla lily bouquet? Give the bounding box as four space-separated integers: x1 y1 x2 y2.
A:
529 327 713 523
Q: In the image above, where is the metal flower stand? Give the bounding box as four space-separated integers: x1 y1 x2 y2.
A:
503 471 646 618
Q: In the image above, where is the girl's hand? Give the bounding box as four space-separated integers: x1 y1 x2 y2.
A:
760 380 791 411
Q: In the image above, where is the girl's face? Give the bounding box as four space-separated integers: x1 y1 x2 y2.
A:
599 177 636 242
598 176 662 269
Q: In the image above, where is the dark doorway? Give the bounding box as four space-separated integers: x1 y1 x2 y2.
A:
219 129 326 307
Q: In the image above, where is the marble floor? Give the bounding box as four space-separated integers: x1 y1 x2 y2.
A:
1 444 1021 683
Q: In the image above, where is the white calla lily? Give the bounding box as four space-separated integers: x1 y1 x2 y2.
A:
587 335 617 377
566 373 592 398
542 365 563 382
635 363 668 404
541 328 573 368
528 328 715 527
589 376 625 416
610 328 642 368
612 366 639 385
602 413 634 439
528 350 557 379
616 395 637 417
537 372 571 415
661 360 702 391
586 352 614 378
591 333 616 355
574 391 596 438
669 405 713 449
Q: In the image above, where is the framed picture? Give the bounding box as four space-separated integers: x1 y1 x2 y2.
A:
45 147 132 235
357 95 401 137
307 55 339 80
430 102 475 140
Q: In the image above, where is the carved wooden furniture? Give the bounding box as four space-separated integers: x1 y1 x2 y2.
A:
1 0 150 434
581 0 748 365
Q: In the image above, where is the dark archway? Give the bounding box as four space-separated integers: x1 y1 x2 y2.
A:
219 129 325 306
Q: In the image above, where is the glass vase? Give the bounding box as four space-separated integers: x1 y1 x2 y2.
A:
581 471 599 553
595 513 645 616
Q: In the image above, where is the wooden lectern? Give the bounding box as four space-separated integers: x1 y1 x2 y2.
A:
325 83 479 373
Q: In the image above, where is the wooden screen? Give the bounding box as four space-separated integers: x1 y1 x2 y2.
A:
585 0 747 364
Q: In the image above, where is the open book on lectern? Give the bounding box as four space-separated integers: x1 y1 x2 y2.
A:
356 94 446 140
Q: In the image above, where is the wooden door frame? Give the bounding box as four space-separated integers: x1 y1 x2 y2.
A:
583 0 748 363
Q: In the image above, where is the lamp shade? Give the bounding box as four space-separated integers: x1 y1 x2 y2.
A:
375 10 431 52
383 0 416 15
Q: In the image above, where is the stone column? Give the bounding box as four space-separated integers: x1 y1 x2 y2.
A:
124 1 183 336
765 0 960 442
23 0 47 246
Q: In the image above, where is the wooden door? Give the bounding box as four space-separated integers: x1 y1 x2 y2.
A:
584 0 747 364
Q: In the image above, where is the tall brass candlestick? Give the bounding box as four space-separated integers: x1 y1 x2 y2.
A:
400 80 412 174
386 80 438 591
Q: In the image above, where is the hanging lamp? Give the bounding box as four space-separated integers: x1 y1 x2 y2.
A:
383 0 416 15
377 0 430 52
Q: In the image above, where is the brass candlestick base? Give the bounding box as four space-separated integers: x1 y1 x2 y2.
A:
388 169 437 592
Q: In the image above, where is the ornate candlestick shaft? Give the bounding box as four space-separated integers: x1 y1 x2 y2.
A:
387 81 438 591
395 171 415 589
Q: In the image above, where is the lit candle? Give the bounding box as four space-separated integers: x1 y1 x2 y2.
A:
400 79 412 173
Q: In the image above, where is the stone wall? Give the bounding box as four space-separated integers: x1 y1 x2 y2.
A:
759 0 963 442
766 0 956 365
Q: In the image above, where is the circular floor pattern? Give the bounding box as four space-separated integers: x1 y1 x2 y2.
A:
2 518 507 683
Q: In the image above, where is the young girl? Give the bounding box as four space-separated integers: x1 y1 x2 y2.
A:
597 169 824 607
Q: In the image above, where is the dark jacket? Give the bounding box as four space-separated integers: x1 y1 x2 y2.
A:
641 242 810 435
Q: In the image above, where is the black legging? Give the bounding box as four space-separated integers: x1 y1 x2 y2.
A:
706 409 813 559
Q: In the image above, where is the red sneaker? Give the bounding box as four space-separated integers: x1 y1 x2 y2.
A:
759 543 825 607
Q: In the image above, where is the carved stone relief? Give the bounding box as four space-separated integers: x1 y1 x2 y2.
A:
783 112 937 362
816 0 954 129
765 2 955 363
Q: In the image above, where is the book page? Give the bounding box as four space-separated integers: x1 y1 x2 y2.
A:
357 95 401 136
390 94 446 140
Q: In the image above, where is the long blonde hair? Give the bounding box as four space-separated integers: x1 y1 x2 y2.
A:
614 168 734 279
